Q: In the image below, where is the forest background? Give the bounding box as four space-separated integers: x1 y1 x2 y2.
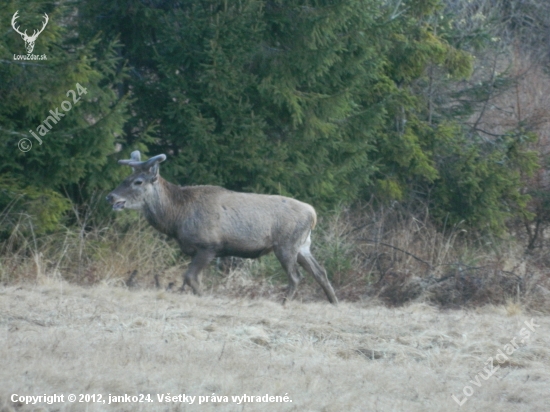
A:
2 0 550 308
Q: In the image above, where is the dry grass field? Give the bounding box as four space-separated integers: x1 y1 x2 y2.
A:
1 278 549 412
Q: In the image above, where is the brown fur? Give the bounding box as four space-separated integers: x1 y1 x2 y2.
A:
106 152 337 304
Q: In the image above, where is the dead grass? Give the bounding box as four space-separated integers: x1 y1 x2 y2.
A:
0 279 549 411
320 206 550 312
3 206 550 312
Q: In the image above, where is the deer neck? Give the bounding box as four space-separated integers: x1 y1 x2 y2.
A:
142 177 181 237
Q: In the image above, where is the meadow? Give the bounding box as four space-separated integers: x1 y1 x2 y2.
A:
1 276 549 411
2 206 550 411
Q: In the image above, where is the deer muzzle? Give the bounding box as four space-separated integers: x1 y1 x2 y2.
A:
106 193 126 211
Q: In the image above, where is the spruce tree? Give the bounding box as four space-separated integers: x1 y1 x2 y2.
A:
0 0 131 233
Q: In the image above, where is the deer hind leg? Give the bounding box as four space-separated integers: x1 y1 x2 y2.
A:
274 247 302 304
180 250 214 296
297 234 338 304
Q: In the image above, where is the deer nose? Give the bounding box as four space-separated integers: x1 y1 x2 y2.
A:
106 193 114 204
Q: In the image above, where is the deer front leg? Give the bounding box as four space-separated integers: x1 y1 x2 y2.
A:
180 250 215 295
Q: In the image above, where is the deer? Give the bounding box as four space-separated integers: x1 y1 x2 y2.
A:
11 11 49 54
106 151 338 304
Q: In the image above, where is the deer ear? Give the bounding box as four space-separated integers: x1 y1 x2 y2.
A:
149 162 160 178
143 154 166 177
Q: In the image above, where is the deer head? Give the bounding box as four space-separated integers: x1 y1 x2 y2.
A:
106 151 167 211
11 11 49 54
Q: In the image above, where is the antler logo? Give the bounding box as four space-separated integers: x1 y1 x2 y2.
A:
11 10 49 54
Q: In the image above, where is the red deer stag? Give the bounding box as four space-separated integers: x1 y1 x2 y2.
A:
106 151 337 304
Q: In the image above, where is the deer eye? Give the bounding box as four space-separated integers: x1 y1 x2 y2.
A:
134 180 143 186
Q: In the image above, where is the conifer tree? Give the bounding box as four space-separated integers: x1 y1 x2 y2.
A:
2 0 539 236
79 0 448 205
0 0 131 232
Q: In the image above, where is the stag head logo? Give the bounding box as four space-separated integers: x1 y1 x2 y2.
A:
11 10 49 54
